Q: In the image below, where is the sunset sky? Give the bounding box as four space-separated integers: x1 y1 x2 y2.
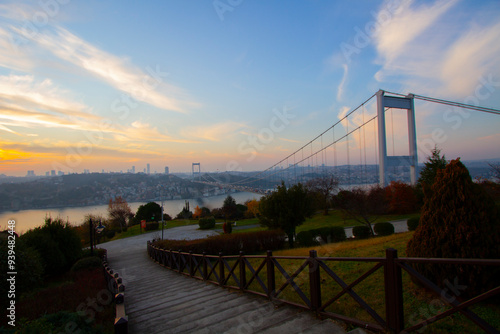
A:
0 0 499 176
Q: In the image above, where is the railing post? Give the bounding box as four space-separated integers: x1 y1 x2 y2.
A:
189 251 194 277
168 249 172 268
309 250 322 311
384 248 404 333
266 250 275 299
239 251 246 290
203 252 208 281
219 252 225 286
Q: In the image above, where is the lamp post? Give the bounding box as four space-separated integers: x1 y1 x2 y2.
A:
89 218 94 256
89 218 105 256
161 189 164 240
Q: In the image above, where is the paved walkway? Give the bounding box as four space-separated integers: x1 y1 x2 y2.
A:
103 226 346 334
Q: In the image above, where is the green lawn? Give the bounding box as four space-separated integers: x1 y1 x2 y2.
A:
102 210 420 242
224 232 499 333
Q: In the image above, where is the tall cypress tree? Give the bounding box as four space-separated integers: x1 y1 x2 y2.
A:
407 158 500 298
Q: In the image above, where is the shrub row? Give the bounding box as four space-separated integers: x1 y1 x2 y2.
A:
407 216 420 231
198 217 216 230
145 221 159 231
352 225 371 239
296 226 347 247
153 230 286 255
374 222 395 236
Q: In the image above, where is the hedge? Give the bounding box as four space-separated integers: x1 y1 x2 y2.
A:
374 222 395 236
70 256 102 272
352 225 371 239
153 230 285 255
329 226 347 242
407 216 420 231
296 231 318 247
306 226 346 244
199 217 216 230
145 221 159 231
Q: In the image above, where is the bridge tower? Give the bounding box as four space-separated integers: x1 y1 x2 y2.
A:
376 90 418 187
192 163 201 177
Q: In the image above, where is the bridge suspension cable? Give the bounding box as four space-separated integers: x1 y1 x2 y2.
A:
228 92 377 186
384 91 500 115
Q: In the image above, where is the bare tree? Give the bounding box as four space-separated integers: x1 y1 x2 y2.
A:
335 186 387 235
305 173 339 215
108 196 133 232
489 163 500 181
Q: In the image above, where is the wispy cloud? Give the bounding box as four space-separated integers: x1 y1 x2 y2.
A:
0 3 198 114
373 0 500 97
336 64 348 101
180 121 248 142
374 0 458 65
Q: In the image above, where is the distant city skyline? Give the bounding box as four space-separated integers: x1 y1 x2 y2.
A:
0 1 499 177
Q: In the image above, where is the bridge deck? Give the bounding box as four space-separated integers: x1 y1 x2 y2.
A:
103 227 346 334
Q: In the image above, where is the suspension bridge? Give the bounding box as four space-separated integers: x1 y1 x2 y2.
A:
193 89 500 193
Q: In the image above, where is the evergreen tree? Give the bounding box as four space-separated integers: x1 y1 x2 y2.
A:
222 195 238 222
135 202 162 223
407 158 500 298
259 182 313 247
417 146 447 196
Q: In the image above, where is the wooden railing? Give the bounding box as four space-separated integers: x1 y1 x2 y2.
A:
102 254 128 334
147 241 500 333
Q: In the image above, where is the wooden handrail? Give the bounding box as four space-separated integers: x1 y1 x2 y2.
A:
146 241 500 333
102 256 128 334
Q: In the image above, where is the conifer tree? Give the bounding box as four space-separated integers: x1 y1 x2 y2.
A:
407 158 500 297
417 146 447 196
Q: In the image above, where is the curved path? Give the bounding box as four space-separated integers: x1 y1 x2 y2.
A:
103 226 346 334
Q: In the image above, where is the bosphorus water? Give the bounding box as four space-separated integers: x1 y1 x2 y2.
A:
0 192 262 234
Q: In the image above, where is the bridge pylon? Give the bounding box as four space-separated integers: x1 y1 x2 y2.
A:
376 90 418 187
192 163 201 178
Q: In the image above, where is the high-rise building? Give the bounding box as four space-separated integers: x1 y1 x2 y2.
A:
164 166 169 174
51 170 56 176
147 163 150 174
26 170 35 177
132 166 135 173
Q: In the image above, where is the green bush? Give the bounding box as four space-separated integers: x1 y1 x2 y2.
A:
352 225 371 239
70 256 102 272
316 227 331 243
407 216 420 231
374 222 395 236
296 231 318 247
106 230 116 239
12 311 103 334
81 247 106 257
145 221 159 231
329 226 347 242
19 218 82 277
153 230 286 255
198 217 216 230
223 221 233 234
